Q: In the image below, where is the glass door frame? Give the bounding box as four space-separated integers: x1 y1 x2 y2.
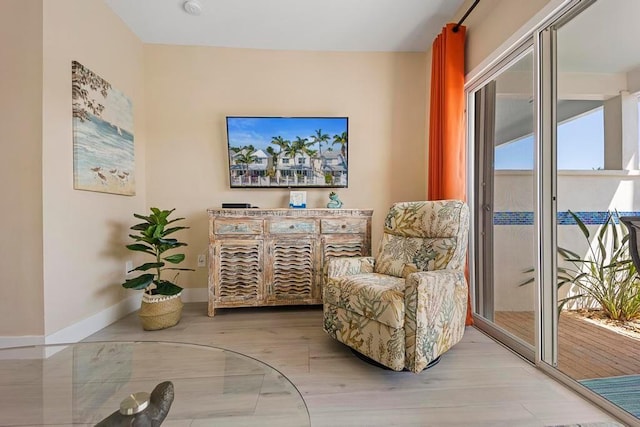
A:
535 22 558 368
468 42 537 362
465 0 639 423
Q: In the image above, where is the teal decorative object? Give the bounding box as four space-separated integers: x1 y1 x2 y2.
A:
327 192 343 209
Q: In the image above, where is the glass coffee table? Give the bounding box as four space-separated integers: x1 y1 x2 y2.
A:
0 341 310 426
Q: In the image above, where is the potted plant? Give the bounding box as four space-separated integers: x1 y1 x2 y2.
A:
122 207 194 330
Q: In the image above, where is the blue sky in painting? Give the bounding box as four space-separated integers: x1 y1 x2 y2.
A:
495 107 605 170
226 117 348 152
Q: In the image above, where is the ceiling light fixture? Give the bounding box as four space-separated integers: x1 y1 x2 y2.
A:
183 0 202 16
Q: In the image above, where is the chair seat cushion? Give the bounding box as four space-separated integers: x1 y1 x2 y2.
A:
324 273 406 328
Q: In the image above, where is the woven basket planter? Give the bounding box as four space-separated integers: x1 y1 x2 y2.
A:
138 293 183 331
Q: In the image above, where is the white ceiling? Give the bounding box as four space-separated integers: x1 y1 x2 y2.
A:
103 0 466 52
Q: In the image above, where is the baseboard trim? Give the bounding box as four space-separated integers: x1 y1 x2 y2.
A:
0 335 45 349
45 294 139 345
1 289 207 349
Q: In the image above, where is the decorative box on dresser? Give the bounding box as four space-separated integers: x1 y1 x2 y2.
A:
207 208 373 316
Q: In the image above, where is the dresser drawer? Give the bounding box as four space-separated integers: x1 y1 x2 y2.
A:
321 218 367 234
214 219 263 235
268 219 317 234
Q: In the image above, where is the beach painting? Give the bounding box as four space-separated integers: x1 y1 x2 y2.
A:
72 61 134 196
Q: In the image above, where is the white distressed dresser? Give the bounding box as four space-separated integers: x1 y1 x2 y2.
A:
207 208 373 316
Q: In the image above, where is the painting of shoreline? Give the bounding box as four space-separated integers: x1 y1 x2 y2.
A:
72 61 134 196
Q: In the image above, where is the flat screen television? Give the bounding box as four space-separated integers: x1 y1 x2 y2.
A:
226 116 348 188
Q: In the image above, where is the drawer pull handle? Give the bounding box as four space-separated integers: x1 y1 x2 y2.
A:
289 225 295 229
341 225 347 229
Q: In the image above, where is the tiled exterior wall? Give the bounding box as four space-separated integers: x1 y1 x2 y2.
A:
491 172 640 310
493 211 640 226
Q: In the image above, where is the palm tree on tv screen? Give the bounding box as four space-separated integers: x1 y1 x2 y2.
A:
332 131 348 159
285 137 308 173
288 137 308 159
270 136 290 154
235 149 258 184
265 146 277 176
312 129 330 155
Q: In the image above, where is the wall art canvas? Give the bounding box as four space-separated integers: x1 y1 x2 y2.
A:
72 60 134 195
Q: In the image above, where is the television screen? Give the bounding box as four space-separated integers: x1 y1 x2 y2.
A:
226 116 348 188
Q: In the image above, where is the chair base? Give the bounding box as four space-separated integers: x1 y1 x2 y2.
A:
350 348 441 372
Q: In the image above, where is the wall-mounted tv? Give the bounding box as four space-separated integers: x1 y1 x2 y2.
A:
226 116 348 188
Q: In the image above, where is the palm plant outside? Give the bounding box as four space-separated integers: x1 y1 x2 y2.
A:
521 210 640 320
562 211 640 320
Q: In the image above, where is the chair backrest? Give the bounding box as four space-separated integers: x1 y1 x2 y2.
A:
374 200 469 277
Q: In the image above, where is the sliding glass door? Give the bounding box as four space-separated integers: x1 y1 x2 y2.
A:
469 0 640 423
472 48 537 360
550 0 640 412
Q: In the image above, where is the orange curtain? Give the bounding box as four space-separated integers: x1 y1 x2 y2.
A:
428 23 473 325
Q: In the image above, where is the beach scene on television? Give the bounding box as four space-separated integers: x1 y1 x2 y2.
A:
226 117 348 188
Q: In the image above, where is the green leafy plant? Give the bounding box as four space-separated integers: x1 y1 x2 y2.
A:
122 208 194 296
521 211 640 320
561 211 640 320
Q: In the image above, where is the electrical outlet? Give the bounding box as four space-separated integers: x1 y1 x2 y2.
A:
197 254 206 268
125 260 133 276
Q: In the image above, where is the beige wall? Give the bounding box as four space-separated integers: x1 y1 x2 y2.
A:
41 0 146 335
2 0 560 337
144 46 428 288
0 0 44 336
452 0 553 73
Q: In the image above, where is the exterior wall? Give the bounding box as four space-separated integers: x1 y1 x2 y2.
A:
494 170 640 310
41 0 146 336
144 46 428 289
0 0 44 336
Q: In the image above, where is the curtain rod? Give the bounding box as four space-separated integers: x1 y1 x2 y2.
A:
453 0 480 33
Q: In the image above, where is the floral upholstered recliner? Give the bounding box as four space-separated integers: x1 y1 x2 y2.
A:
323 200 469 372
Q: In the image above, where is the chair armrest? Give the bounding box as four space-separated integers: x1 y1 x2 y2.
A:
404 270 468 372
326 257 375 278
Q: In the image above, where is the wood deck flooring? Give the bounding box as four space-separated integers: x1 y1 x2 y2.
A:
495 311 640 380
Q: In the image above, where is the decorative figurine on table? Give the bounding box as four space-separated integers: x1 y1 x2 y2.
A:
326 191 343 209
96 381 174 426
